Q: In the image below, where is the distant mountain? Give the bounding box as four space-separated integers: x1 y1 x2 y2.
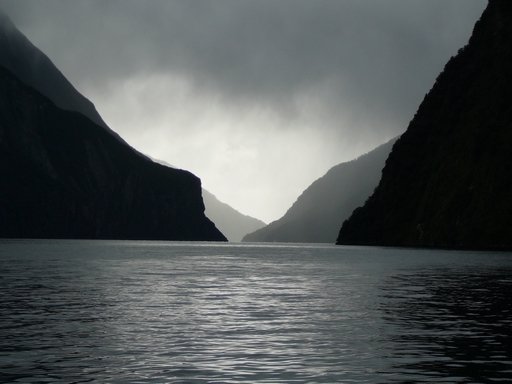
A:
0 12 225 241
337 0 512 250
243 138 396 243
202 190 265 242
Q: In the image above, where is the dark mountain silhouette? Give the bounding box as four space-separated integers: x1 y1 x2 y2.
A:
338 0 512 250
202 190 265 242
243 138 396 243
0 13 225 241
0 10 140 152
0 65 225 240
0 11 107 129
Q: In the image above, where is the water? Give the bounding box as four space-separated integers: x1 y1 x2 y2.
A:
1 240 512 383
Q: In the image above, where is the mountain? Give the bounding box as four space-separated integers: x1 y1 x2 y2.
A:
337 0 512 250
202 190 265 242
243 138 396 243
0 11 107 129
0 65 225 240
0 13 225 241
144 156 265 242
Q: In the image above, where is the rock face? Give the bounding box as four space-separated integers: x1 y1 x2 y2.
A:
337 0 512 250
243 139 396 243
202 190 266 242
0 66 226 240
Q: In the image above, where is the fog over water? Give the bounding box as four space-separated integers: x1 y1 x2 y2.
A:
0 0 486 222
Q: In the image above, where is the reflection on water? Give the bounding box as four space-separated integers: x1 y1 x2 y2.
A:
381 267 512 383
0 240 512 383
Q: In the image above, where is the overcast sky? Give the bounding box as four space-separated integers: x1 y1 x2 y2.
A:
0 0 486 223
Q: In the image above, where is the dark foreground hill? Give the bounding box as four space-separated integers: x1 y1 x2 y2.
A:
337 0 512 250
0 66 225 240
0 12 225 240
243 139 396 243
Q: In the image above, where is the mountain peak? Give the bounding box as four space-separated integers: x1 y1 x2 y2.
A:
469 0 512 48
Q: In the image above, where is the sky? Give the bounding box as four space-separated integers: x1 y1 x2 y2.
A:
0 0 486 223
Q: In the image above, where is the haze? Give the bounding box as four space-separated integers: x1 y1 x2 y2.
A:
0 0 486 223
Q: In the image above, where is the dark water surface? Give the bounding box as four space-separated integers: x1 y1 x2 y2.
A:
1 240 512 383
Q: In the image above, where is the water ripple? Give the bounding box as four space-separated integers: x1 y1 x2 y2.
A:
1 240 512 383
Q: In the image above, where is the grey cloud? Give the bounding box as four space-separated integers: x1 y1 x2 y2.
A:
1 0 486 137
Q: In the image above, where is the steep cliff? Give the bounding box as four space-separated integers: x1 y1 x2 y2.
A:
337 0 512 250
0 65 226 241
244 139 396 243
140 152 263 241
